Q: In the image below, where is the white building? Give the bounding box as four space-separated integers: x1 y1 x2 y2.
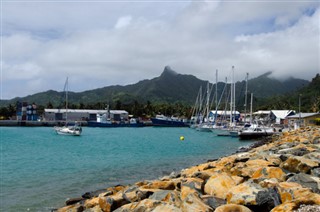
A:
44 109 129 122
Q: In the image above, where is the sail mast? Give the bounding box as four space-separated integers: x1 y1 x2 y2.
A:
64 77 69 123
244 73 248 123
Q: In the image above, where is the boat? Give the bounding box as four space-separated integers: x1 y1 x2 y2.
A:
238 124 276 140
54 77 82 136
87 107 144 127
151 115 189 127
54 122 82 136
88 117 144 127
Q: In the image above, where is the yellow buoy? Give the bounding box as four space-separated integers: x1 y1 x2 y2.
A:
180 136 185 141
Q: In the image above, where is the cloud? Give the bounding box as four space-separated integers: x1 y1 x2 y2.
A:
115 16 133 29
1 1 319 99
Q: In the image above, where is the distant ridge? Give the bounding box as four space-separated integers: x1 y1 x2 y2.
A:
0 67 310 108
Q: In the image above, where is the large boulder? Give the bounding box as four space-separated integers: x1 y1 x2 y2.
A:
204 172 237 199
252 167 286 182
214 204 252 212
181 193 213 212
226 180 278 212
287 173 320 194
280 156 319 173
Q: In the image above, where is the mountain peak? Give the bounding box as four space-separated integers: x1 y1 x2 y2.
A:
161 66 178 77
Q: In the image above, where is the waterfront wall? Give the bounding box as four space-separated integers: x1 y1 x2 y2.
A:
57 127 320 212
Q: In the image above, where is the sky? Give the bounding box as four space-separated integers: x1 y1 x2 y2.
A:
1 0 319 99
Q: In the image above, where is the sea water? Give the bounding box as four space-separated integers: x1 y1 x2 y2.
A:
1 127 254 212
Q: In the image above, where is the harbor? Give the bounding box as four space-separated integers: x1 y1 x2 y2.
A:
57 126 320 212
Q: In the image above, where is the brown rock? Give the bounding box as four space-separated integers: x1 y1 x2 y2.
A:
181 193 213 212
214 204 252 212
113 198 162 212
252 167 286 182
162 190 182 208
140 180 176 190
204 172 237 199
226 180 275 210
84 197 100 208
280 156 319 173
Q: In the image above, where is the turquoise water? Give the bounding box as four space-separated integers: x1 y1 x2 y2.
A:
1 127 253 212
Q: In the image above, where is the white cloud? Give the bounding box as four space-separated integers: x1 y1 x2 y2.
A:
115 16 132 29
1 1 319 99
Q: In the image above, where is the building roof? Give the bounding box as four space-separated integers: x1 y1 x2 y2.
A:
44 109 128 114
287 113 319 119
209 110 240 115
253 110 270 115
271 110 295 119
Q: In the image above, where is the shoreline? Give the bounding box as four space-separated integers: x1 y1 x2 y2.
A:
56 127 320 212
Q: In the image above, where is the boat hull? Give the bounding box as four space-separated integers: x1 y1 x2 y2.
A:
54 126 82 136
87 121 144 127
150 118 189 127
238 131 275 140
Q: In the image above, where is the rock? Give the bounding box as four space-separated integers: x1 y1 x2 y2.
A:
181 193 213 212
162 190 182 208
149 190 171 201
204 172 237 199
271 201 320 212
113 199 162 212
57 205 84 212
140 180 176 190
98 192 130 212
214 204 252 212
66 197 85 206
278 146 310 156
294 204 320 212
180 177 204 200
152 204 182 212
280 156 319 173
82 189 110 199
201 195 226 210
287 173 320 193
252 167 286 182
226 180 276 212
83 205 103 212
84 197 99 209
237 159 273 178
311 167 320 178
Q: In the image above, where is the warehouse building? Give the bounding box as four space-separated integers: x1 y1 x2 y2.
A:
44 109 129 122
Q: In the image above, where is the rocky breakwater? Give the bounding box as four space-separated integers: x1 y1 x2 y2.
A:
57 127 320 212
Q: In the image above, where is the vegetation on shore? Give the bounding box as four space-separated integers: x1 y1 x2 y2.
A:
0 72 319 120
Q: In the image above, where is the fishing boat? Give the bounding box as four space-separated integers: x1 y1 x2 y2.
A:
151 115 189 127
54 77 82 136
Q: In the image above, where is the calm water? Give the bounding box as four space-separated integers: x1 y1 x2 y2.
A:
1 127 253 212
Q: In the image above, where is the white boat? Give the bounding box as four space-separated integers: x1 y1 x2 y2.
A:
54 123 82 136
54 78 82 136
238 124 276 140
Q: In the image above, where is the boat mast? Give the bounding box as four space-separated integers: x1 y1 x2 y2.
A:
64 77 69 123
215 69 218 123
250 93 253 124
230 66 235 127
205 81 210 122
244 73 249 123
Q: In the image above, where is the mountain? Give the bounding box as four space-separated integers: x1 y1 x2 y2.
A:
0 66 310 108
239 71 309 98
259 73 320 112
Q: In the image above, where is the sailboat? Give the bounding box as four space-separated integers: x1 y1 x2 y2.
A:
54 78 82 136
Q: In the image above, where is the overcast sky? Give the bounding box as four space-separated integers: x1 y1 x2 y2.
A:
1 0 319 99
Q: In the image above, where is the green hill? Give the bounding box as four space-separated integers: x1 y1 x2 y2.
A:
0 66 311 111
